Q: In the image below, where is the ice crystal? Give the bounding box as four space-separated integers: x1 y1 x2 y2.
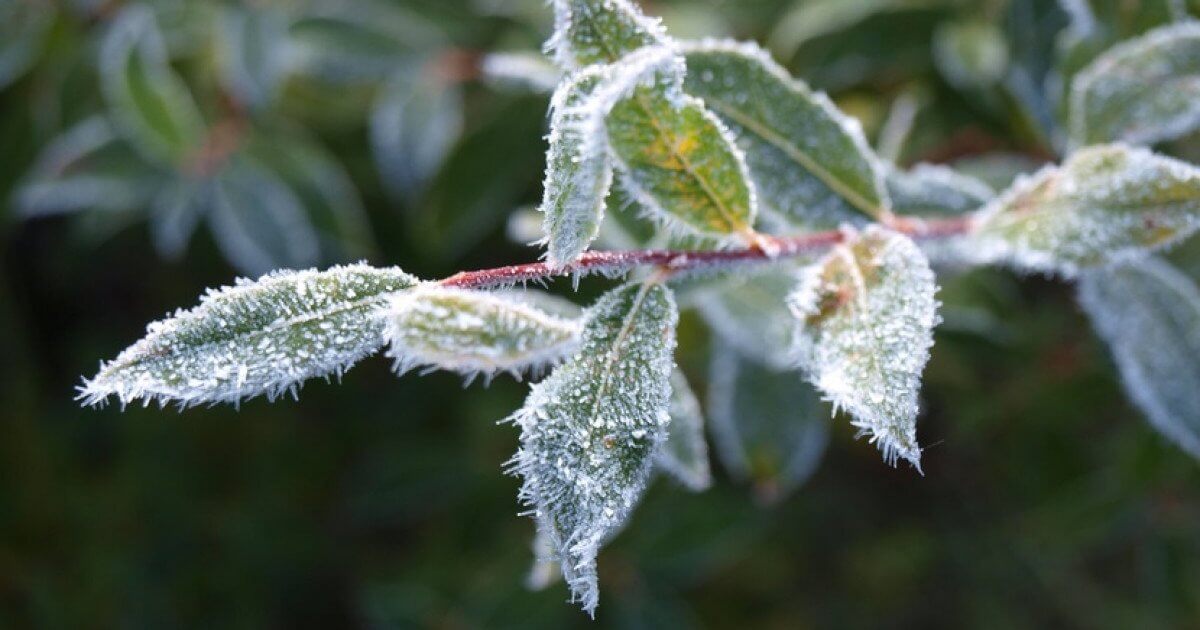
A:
509 281 678 616
656 370 712 492
384 285 581 382
1078 257 1200 460
80 264 419 408
788 227 939 470
547 0 671 70
971 144 1200 277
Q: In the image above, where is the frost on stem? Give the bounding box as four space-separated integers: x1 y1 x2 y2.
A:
80 264 419 408
1078 257 1200 460
509 281 677 616
656 369 712 491
384 285 581 382
971 144 1200 277
788 227 939 470
548 0 670 70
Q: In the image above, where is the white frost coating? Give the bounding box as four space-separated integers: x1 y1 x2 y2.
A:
384 285 581 382
1078 258 1200 460
526 528 561 591
80 264 419 408
540 46 684 267
1069 22 1200 146
480 51 562 93
970 144 1200 277
508 281 677 617
547 0 671 70
655 370 711 491
787 227 939 470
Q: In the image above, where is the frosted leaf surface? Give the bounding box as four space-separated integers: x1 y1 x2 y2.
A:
708 344 829 504
208 158 320 276
1070 23 1200 146
655 370 711 491
548 0 670 69
384 285 581 380
540 46 682 267
681 40 888 229
971 144 1200 277
370 60 462 204
788 227 939 469
80 264 419 408
694 267 801 370
885 163 994 218
1078 257 1200 460
510 281 677 616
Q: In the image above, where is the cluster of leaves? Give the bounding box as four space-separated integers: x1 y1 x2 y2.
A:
39 0 1200 618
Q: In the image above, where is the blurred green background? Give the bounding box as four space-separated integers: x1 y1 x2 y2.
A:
3 0 1200 627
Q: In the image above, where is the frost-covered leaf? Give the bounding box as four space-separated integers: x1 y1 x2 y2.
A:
656 370 711 491
694 268 800 370
384 285 581 381
216 7 291 110
0 0 54 89
788 227 939 469
540 46 681 266
510 281 677 616
370 60 463 204
972 144 1200 276
548 0 671 69
1069 22 1200 146
208 158 320 276
886 163 994 218
481 51 562 94
932 20 1009 89
526 528 561 591
1078 257 1200 460
681 40 888 230
100 6 206 166
80 264 419 408
707 343 828 504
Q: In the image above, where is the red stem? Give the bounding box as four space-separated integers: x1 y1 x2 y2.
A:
439 216 975 290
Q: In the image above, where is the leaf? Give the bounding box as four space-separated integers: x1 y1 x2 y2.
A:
1078 257 1200 460
971 144 1200 277
681 40 888 229
656 370 711 491
708 343 829 504
370 59 463 204
509 281 678 616
99 6 206 166
788 226 939 469
885 163 994 218
149 178 206 260
932 20 1009 89
548 0 671 69
694 267 801 370
540 46 681 266
480 51 562 94
0 0 54 89
216 6 291 110
384 285 581 381
287 1 445 82
80 264 419 408
1069 22 1200 146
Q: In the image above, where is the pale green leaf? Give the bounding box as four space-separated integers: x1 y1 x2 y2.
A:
694 267 801 370
216 7 290 109
548 0 670 69
656 370 711 491
80 264 419 408
932 20 1009 89
510 281 678 616
788 227 939 469
886 163 994 218
208 158 320 275
0 0 54 89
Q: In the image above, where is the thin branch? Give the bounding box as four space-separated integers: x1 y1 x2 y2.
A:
440 216 975 290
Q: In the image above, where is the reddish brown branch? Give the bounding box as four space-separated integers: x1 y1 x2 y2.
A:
439 216 975 290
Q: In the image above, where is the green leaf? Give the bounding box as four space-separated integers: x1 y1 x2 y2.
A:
694 267 801 370
287 1 445 82
384 285 581 381
100 6 206 166
510 281 678 616
80 264 419 408
1079 257 1200 460
972 144 1200 276
788 227 939 469
708 344 829 504
548 0 670 69
681 40 888 228
216 6 290 109
1070 22 1200 146
886 163 994 218
932 20 1009 89
0 0 54 89
656 370 711 491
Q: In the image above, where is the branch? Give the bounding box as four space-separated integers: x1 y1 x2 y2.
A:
440 216 975 290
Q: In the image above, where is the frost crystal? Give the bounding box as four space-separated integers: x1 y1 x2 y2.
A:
1078 257 1200 460
80 264 419 408
707 344 829 504
547 0 670 70
971 144 1200 277
384 285 581 381
655 370 711 492
509 281 678 616
788 227 939 470
1070 22 1200 146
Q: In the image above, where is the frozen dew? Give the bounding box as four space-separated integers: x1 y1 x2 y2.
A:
548 0 671 70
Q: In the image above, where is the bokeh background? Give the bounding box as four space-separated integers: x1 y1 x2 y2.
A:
3 0 1200 627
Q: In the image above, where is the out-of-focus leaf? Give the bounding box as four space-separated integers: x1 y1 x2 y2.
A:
0 0 54 89
788 227 939 469
207 158 320 275
933 20 1009 89
384 285 581 380
972 144 1200 276
886 163 994 218
768 0 942 60
216 6 291 109
149 177 206 259
480 51 561 94
656 370 711 492
693 267 799 370
510 281 678 616
950 152 1048 191
287 1 444 82
707 343 829 504
548 0 670 69
80 264 419 407
99 6 206 166
370 59 462 204
1069 22 1200 146
1078 257 1200 460
682 40 888 229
